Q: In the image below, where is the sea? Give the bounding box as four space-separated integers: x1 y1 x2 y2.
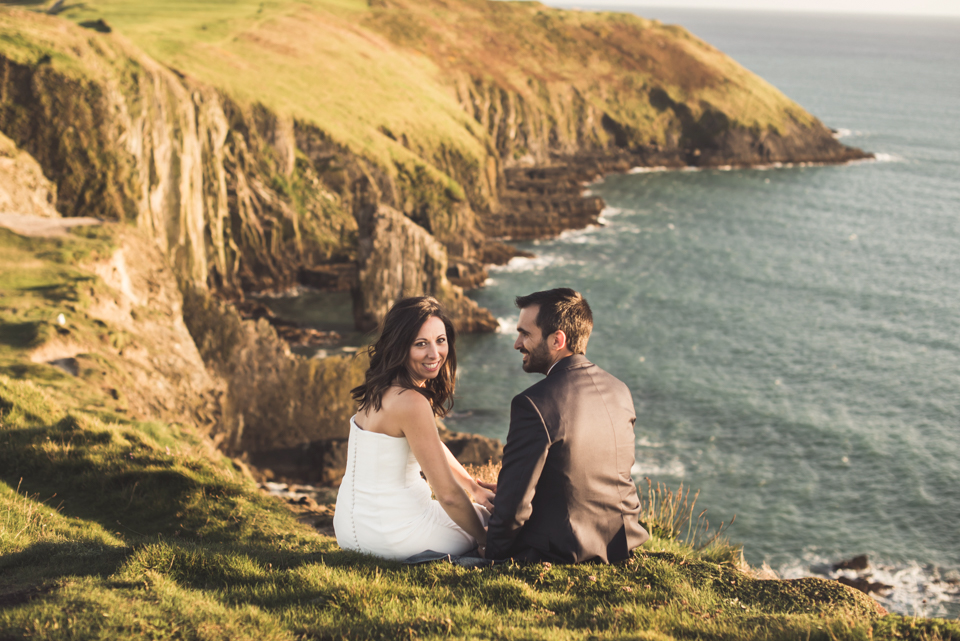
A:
263 8 960 618
449 7 960 618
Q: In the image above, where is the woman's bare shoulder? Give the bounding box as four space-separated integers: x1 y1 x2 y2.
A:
380 385 432 415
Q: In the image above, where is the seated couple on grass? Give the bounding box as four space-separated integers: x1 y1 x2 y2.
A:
333 288 649 563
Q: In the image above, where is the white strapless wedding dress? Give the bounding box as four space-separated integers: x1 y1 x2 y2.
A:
334 415 489 560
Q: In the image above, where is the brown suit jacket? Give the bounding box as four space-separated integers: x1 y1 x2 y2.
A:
486 354 649 563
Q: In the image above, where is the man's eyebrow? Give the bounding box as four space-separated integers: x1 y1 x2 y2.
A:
517 328 530 336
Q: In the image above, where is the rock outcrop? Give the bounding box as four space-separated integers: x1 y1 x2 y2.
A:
0 131 58 218
180 283 368 454
353 205 497 332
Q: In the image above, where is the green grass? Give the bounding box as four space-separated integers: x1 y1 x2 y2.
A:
1 229 957 641
3 374 958 640
0 348 956 639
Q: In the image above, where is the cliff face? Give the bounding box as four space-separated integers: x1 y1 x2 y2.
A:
354 205 497 332
0 9 498 332
179 283 368 453
0 22 356 295
1 1 869 336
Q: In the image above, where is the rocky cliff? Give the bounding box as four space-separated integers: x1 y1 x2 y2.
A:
1 1 868 336
0 9 490 332
0 0 873 486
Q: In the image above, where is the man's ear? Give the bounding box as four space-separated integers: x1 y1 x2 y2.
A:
551 330 568 352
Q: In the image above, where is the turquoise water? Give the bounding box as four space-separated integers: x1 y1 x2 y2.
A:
445 9 960 615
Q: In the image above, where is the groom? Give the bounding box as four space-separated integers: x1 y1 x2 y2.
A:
481 288 649 563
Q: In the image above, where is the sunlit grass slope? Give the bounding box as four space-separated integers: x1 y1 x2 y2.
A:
55 0 821 166
1 230 956 639
365 0 819 140
56 0 491 191
3 371 958 640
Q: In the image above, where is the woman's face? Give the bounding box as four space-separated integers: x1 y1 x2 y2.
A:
406 315 449 386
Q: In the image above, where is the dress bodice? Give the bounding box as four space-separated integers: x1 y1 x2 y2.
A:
344 415 427 493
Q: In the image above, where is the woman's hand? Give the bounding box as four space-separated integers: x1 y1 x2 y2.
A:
472 481 496 511
477 479 498 494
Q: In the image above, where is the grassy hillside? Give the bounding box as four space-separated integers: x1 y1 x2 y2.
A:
53 0 495 207
54 0 825 159
4 367 958 640
0 223 954 639
5 368 955 641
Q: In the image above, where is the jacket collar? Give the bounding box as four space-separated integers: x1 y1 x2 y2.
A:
547 353 590 375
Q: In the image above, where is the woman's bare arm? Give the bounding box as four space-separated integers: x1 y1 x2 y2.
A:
441 444 495 510
393 392 486 545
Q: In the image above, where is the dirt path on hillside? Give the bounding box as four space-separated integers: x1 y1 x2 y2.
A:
0 213 103 237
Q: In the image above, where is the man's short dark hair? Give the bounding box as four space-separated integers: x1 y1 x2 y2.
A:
515 288 593 354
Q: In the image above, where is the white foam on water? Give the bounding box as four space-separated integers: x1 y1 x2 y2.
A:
636 437 665 448
872 152 901 163
833 128 854 139
778 554 960 618
632 458 687 478
557 226 604 245
496 315 519 333
629 165 672 174
600 206 624 218
491 253 584 273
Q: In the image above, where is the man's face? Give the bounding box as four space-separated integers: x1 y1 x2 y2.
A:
515 305 552 374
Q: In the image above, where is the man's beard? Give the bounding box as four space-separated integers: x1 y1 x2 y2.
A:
521 340 553 374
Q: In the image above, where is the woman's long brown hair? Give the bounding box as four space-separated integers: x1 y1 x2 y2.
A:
351 296 457 418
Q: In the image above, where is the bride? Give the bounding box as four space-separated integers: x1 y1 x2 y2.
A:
333 296 494 560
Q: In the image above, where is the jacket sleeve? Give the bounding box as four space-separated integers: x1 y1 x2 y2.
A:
485 394 551 559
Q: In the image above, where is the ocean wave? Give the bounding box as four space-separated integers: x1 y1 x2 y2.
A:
631 458 686 478
496 315 518 333
778 554 960 618
629 165 672 174
491 253 586 273
872 152 902 163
